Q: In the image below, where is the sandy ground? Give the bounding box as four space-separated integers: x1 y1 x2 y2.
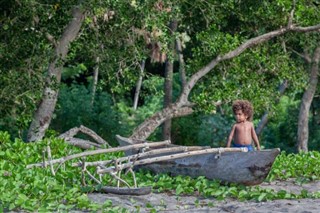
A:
86 179 320 212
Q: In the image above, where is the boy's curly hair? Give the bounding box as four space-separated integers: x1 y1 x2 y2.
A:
232 100 254 121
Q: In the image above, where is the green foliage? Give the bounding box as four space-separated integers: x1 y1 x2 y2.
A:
62 63 88 81
171 115 202 146
190 35 307 115
0 0 84 139
0 132 127 212
51 83 123 146
261 96 300 152
267 151 320 182
198 114 231 147
1 131 320 212
115 75 164 140
171 113 231 147
261 96 320 152
1 0 320 168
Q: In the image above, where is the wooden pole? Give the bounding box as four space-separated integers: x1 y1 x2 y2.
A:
72 146 206 167
27 140 170 169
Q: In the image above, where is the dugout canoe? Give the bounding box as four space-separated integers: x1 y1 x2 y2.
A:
116 135 280 186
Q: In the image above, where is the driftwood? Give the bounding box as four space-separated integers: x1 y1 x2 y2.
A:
27 138 173 194
26 140 171 169
66 138 102 149
116 134 154 145
59 125 111 149
46 144 55 176
97 186 152 195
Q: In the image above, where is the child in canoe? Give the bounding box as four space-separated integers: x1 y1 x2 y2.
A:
226 100 261 151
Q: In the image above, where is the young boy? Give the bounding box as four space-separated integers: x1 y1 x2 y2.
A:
226 100 261 151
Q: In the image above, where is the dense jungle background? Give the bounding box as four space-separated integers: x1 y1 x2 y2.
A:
1 0 320 212
1 0 320 152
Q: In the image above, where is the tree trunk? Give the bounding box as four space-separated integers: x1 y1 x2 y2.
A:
133 60 145 110
162 60 173 140
176 38 187 89
162 20 177 140
27 7 85 142
256 80 288 136
297 44 320 152
91 56 100 105
129 23 320 141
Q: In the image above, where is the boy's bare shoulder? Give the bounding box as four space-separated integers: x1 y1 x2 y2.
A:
232 123 239 127
246 121 254 127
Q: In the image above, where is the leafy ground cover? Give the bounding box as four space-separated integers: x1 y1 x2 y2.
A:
1 131 320 212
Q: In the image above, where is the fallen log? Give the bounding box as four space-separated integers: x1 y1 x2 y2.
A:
97 186 152 195
59 125 111 149
66 138 102 149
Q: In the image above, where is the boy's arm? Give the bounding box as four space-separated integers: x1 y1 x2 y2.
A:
226 124 236 147
251 123 261 150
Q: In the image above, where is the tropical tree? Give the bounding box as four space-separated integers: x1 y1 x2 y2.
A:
0 0 62 137
128 1 320 141
1 0 320 150
27 5 85 142
25 0 174 141
297 42 320 152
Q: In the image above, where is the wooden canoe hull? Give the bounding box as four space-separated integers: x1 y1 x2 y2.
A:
136 148 280 186
115 135 280 186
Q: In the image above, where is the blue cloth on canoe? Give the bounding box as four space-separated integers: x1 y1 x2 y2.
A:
232 143 254 151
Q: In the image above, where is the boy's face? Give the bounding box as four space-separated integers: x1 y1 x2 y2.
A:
234 110 247 123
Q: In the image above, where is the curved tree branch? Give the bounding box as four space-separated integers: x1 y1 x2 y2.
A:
178 24 320 105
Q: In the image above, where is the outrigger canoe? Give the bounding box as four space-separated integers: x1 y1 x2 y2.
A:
116 135 280 186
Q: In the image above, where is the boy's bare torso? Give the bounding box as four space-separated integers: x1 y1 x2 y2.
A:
233 121 253 145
